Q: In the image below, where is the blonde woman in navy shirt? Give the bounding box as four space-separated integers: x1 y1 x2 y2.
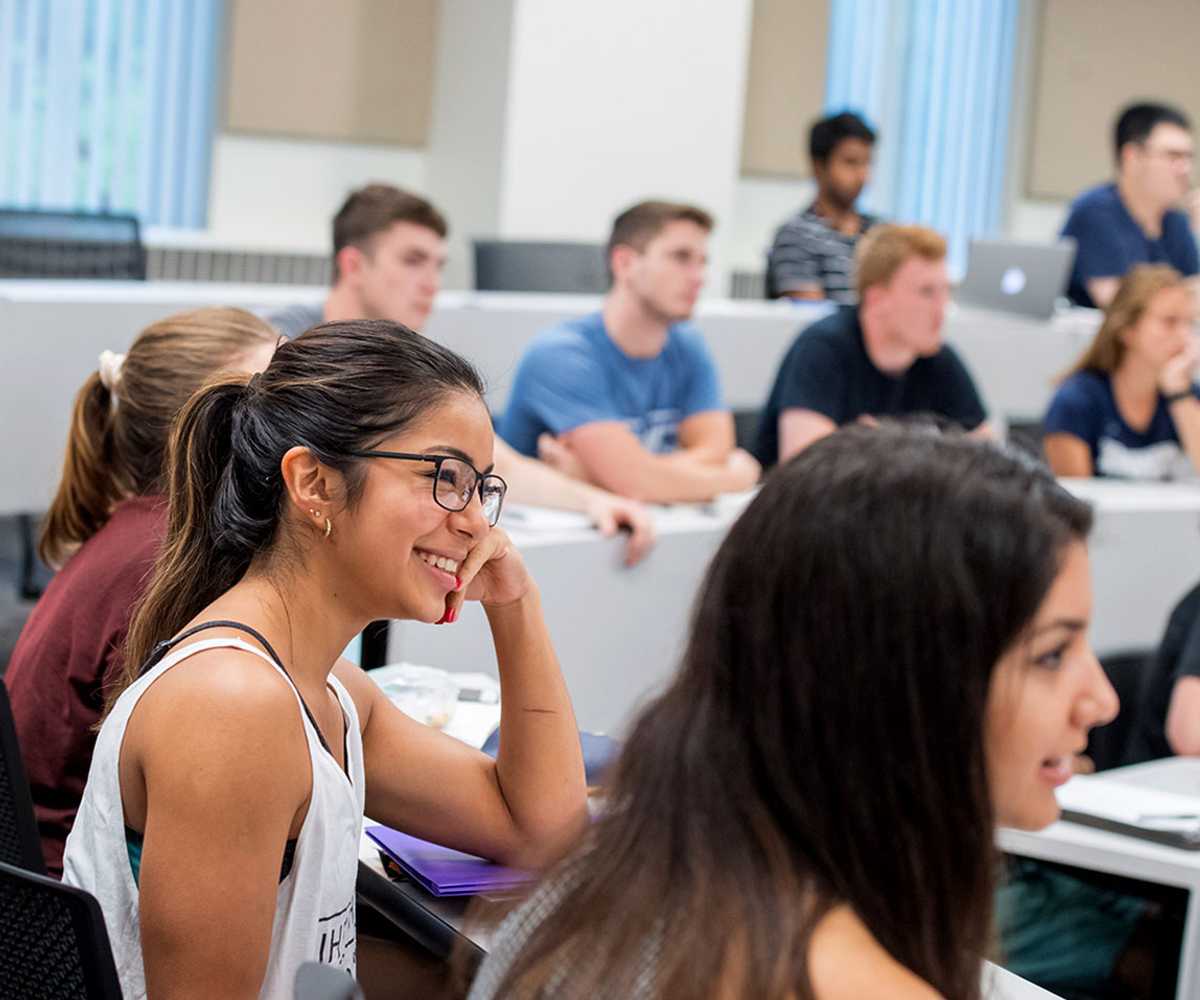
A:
1044 264 1199 480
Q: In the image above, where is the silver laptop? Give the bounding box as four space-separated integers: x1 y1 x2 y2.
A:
956 238 1077 320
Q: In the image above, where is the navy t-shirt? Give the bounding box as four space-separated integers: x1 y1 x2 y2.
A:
499 311 725 457
751 306 987 467
1061 183 1199 308
1043 370 1197 480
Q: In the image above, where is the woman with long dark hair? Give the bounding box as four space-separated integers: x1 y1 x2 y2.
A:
62 321 587 999
469 426 1118 1000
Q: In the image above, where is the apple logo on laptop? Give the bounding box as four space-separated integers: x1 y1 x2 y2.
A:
1001 267 1027 296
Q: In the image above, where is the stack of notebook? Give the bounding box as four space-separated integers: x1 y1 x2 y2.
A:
1056 775 1200 849
366 826 534 897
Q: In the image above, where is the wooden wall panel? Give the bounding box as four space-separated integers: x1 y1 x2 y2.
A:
225 0 437 146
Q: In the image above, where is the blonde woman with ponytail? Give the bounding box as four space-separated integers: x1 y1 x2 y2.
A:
4 308 278 875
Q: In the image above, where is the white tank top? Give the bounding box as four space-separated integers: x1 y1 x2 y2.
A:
63 635 366 1000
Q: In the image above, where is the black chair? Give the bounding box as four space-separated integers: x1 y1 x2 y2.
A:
0 859 123 999
472 239 607 293
1086 649 1153 772
0 682 44 874
294 961 364 1000
0 208 145 280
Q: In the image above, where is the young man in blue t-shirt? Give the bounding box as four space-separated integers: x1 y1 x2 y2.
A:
500 201 761 503
1062 102 1199 309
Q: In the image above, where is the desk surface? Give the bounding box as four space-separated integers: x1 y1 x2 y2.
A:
1 280 1098 513
391 481 1200 736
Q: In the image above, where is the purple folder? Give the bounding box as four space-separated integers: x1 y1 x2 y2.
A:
366 825 533 898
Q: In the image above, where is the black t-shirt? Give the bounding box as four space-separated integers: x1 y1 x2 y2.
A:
1131 581 1200 764
751 306 987 467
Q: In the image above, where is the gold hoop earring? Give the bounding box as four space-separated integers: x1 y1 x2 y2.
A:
324 517 332 539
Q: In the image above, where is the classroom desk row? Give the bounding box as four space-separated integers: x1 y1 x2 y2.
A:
0 279 1100 515
389 479 1200 736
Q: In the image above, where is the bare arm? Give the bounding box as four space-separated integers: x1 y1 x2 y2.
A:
1167 396 1200 474
1166 676 1200 756
1085 277 1120 310
1161 342 1200 474
494 438 656 566
778 408 838 464
561 419 760 503
676 409 737 463
1043 433 1094 477
351 530 587 869
129 654 312 1000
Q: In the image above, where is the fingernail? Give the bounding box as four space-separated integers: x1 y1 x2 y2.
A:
455 575 463 591
448 607 458 624
435 612 449 625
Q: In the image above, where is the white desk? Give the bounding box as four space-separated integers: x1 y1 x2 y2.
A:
0 279 1096 513
389 501 746 735
390 481 1200 737
1062 479 1200 653
999 757 1200 1000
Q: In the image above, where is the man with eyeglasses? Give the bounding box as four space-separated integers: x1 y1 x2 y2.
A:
1062 102 1199 309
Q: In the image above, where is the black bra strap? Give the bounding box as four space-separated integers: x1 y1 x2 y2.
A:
140 619 334 757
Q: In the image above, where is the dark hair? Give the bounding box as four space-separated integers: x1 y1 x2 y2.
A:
809 110 877 164
332 184 448 279
605 200 713 277
117 320 484 699
39 308 278 568
1115 102 1191 163
491 426 1092 999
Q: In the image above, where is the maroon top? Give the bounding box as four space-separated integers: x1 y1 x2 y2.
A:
4 495 166 876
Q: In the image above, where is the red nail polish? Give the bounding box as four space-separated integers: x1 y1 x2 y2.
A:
448 607 458 624
435 611 449 625
455 575 463 591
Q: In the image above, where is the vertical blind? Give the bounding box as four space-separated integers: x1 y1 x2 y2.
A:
825 0 1020 272
0 0 223 228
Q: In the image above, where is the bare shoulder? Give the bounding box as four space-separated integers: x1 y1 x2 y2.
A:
129 642 309 770
808 906 943 1000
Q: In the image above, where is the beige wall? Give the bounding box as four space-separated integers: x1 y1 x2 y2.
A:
1027 0 1200 200
225 0 437 146
739 0 829 178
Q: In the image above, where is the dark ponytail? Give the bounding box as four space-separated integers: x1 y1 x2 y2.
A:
116 320 484 701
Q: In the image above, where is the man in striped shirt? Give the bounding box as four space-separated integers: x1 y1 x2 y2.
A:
766 111 880 303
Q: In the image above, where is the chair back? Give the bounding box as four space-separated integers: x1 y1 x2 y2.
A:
472 240 607 293
0 682 45 873
0 859 123 999
294 961 364 1000
0 209 146 280
1086 648 1152 772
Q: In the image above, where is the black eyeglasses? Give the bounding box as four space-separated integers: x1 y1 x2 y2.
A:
350 450 508 526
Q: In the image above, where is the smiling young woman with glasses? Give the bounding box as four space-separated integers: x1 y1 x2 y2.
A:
61 319 586 999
